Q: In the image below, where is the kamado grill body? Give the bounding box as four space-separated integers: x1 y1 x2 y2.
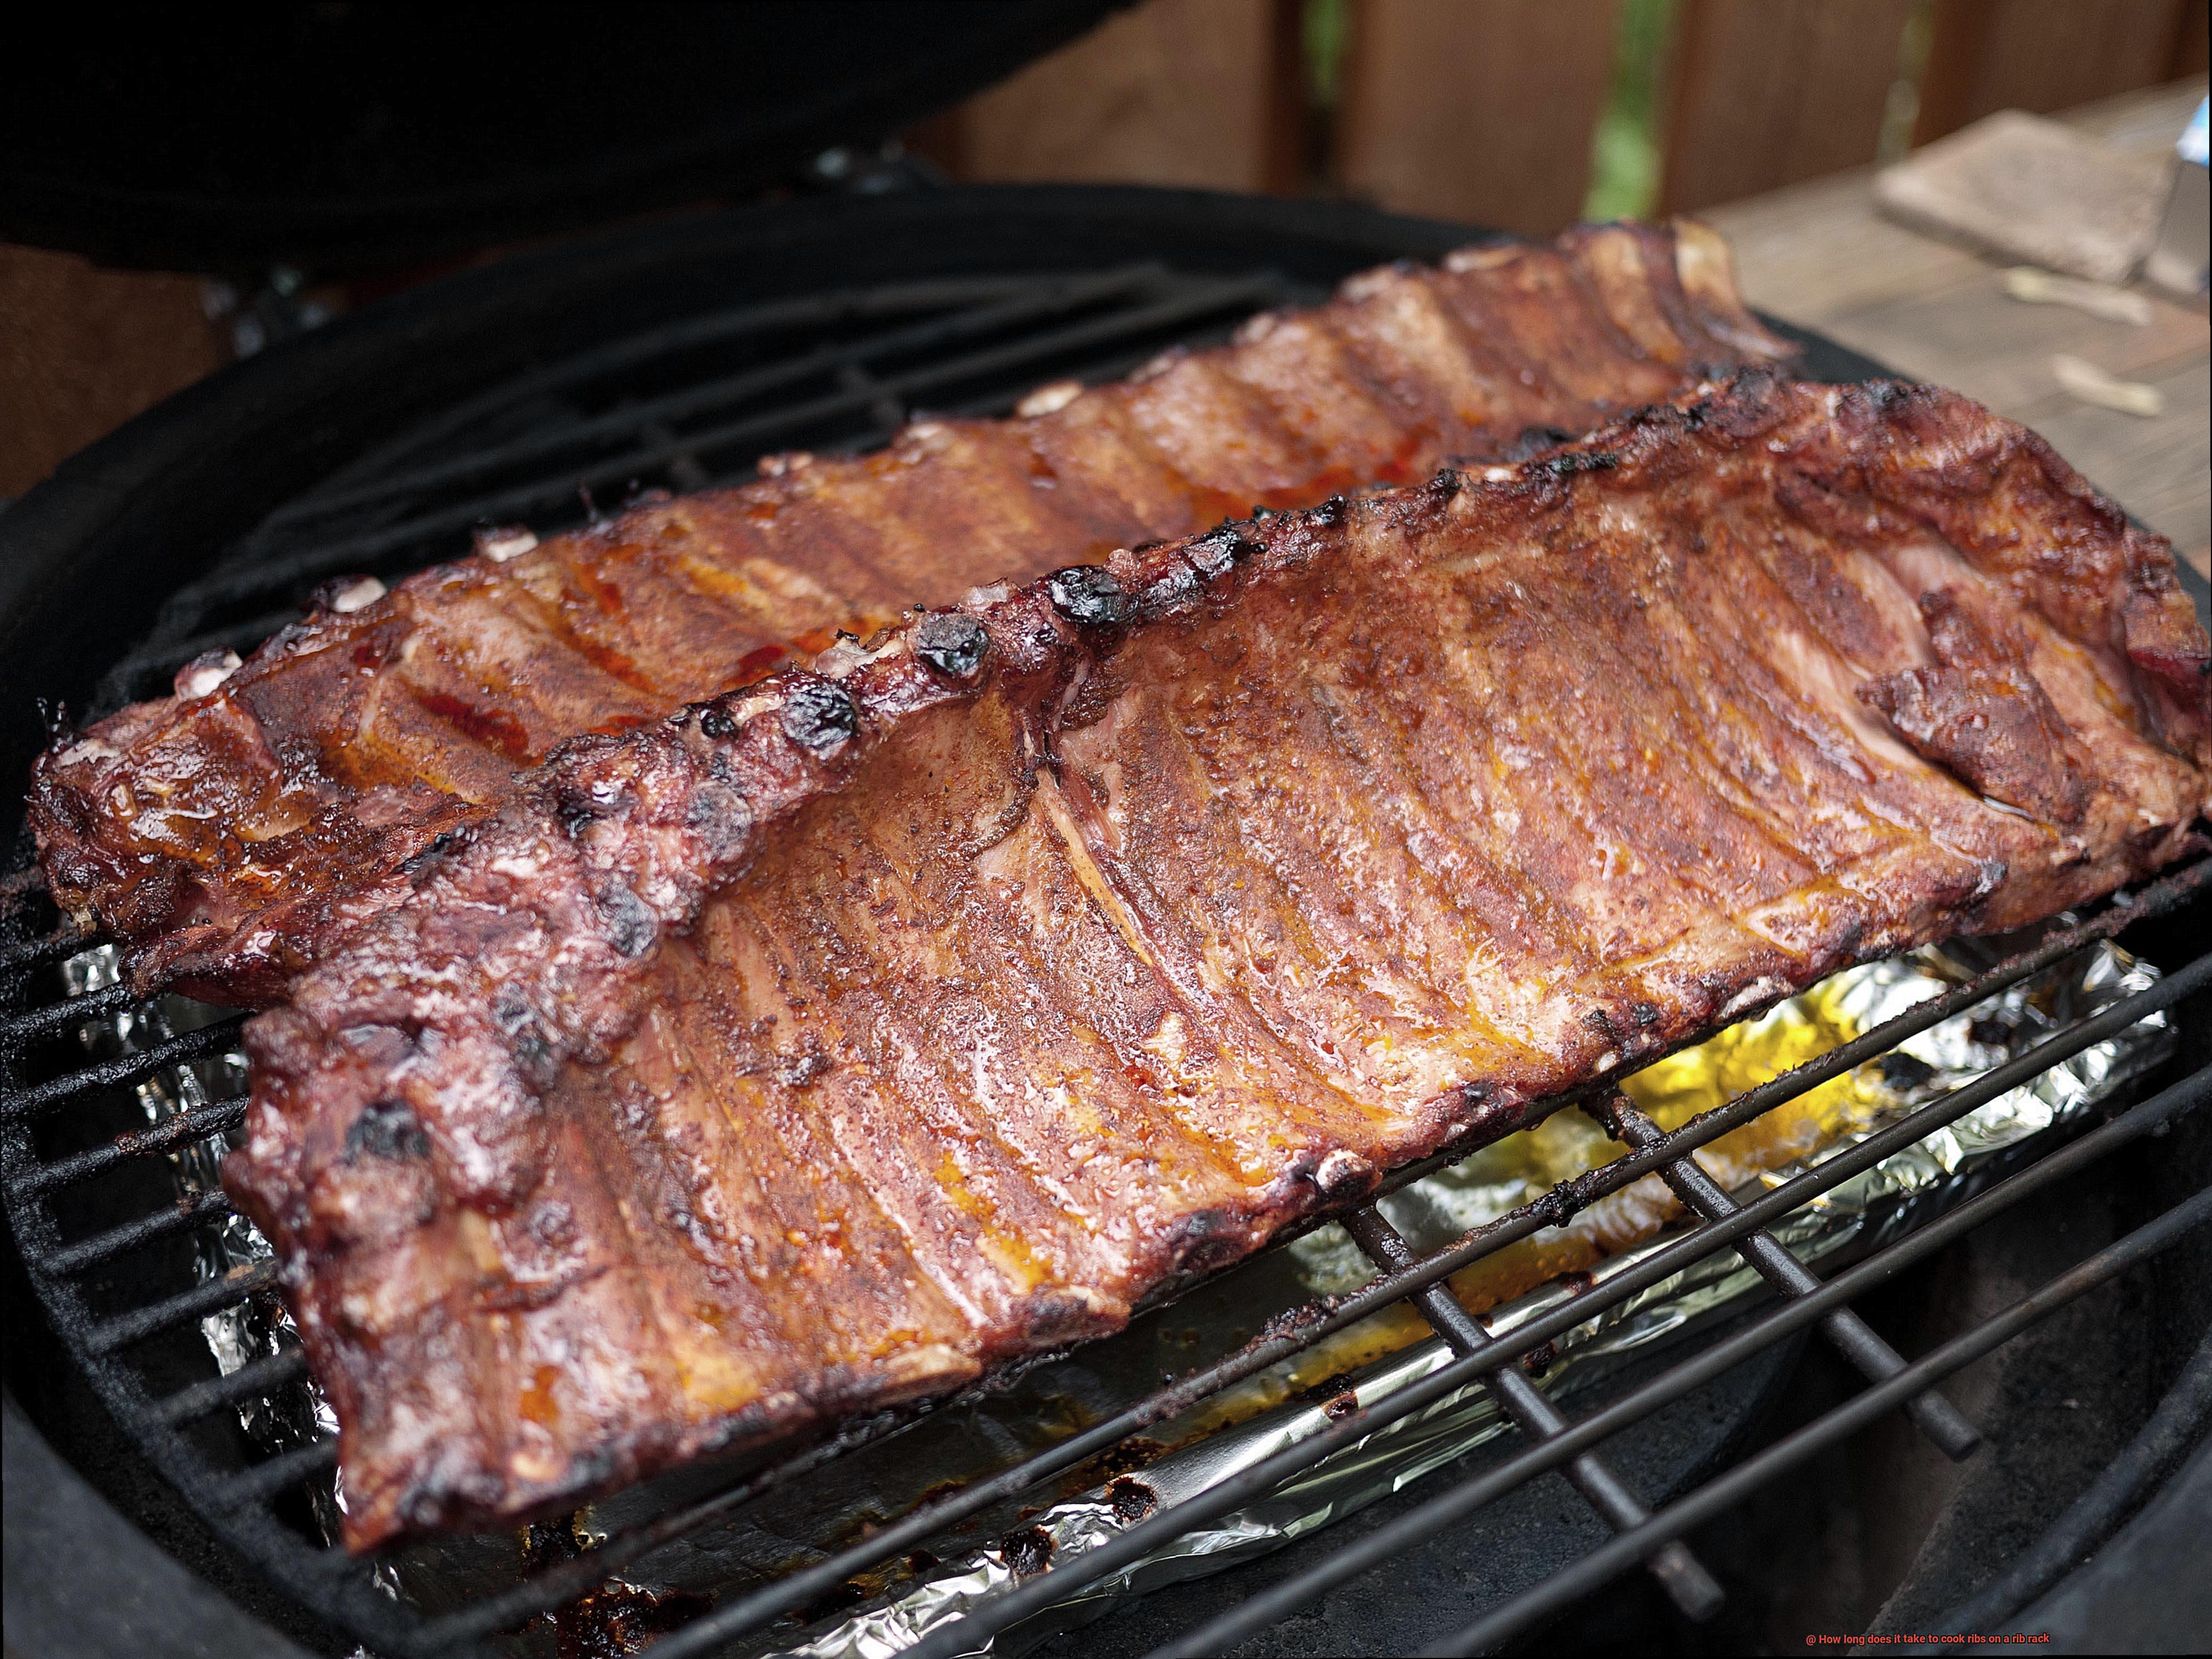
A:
4 184 2211 1659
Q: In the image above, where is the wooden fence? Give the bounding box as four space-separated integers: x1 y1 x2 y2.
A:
909 0 2211 234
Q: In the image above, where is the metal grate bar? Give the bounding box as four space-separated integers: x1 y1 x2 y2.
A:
153 1347 311 1428
84 1259 279 1356
1591 1089 1983 1460
173 275 1277 611
43 1185 234 1274
101 609 315 702
1146 1063 2212 1658
252 277 1070 531
208 1439 340 1512
13 1094 249 1196
273 266 1167 526
0 926 88 978
0 1016 248 1123
0 979 138 1046
1342 1208 1726 1622
648 951 2207 1659
1430 1185 2212 1656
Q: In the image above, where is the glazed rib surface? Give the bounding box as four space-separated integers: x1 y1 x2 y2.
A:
226 377 2210 1548
32 221 1792 1003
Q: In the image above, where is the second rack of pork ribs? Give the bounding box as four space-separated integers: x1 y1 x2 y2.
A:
226 375 2210 1548
32 220 1792 1004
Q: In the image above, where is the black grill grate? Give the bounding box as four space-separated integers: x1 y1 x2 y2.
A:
3 255 2208 1659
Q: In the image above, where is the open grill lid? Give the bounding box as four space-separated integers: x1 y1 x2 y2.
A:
0 0 1124 273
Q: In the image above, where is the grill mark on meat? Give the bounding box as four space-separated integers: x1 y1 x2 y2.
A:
33 223 1798 1004
224 376 2209 1548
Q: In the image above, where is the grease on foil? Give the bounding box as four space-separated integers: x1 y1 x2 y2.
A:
74 928 2168 1658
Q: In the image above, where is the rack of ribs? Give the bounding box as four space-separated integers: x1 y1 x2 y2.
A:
226 375 2210 1548
31 221 1794 1006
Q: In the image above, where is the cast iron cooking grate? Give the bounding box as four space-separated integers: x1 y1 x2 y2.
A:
3 259 2208 1659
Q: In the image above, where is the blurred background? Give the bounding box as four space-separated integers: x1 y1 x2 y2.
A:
4 0 2206 504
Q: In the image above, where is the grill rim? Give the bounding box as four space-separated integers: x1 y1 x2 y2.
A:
3 183 2209 1659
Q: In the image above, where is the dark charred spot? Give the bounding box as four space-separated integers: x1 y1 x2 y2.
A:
1308 494 1348 528
1520 1340 1559 1375
698 704 738 740
906 1550 940 1575
1250 504 1277 520
914 612 992 681
489 985 535 1036
774 1037 833 1089
1631 1001 1661 1029
684 779 754 864
1506 425 1577 461
1000 1525 1054 1578
553 775 627 840
1584 1008 1620 1041
1105 1477 1157 1522
1046 565 1128 628
345 1099 430 1162
781 678 860 755
511 1031 557 1084
594 880 657 957
1542 450 1621 478
1167 1206 1246 1274
1429 467 1464 497
1323 1390 1359 1420
400 825 471 877
547 1580 711 1656
1186 525 1264 577
1879 1051 1937 1093
1097 1436 1166 1478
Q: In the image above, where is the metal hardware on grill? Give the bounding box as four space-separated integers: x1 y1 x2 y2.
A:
1338 1207 1730 1624
1585 1089 1984 1461
4 242 2207 1659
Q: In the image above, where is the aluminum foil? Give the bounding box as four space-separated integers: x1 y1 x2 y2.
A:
780 935 2170 1659
60 950 374 1563
66 926 2169 1658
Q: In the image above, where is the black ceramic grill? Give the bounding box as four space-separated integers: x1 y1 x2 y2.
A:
3 186 2208 1659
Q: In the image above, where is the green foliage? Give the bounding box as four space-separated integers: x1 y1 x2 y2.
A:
1583 0 1677 222
1305 0 1349 109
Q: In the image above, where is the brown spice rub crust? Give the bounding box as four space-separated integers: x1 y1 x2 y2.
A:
226 375 2209 1550
31 221 1793 1006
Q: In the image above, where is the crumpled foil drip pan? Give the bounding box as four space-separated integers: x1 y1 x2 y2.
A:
65 923 2169 1658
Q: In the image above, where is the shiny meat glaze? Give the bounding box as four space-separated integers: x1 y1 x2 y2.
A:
226 376 2210 1549
31 221 1794 1005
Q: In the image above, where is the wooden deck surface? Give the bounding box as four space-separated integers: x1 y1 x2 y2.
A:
1704 78 2210 581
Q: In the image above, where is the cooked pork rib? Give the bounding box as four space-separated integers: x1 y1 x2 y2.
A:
227 377 2210 1548
32 222 1793 1004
